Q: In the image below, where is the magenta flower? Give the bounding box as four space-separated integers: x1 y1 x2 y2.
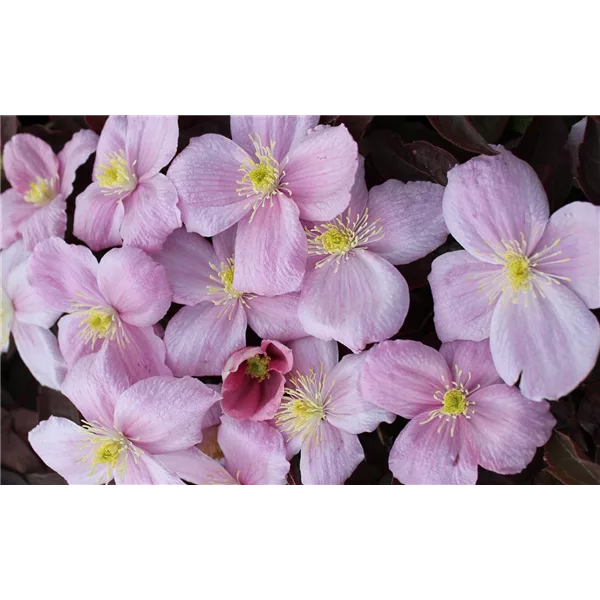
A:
221 340 293 421
299 162 448 352
166 116 358 296
156 225 306 377
360 339 556 485
1 240 66 389
28 237 172 383
156 416 289 485
429 148 600 400
1 130 98 250
275 336 394 485
73 115 181 252
28 344 220 484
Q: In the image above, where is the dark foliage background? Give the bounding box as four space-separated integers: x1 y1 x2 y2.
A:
2 115 599 485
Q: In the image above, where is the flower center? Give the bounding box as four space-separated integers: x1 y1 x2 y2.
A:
1 289 14 349
93 439 126 468
246 355 271 381
319 226 354 254
504 252 531 291
70 295 128 350
96 149 137 196
441 389 466 416
208 258 252 318
24 176 57 205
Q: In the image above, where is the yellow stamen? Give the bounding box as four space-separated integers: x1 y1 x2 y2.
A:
441 389 467 416
70 295 128 350
96 149 137 195
24 176 56 205
246 355 271 381
504 252 531 291
208 258 252 319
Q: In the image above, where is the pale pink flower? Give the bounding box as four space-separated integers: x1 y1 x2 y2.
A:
28 344 220 485
155 225 306 377
275 336 394 485
1 130 98 250
28 237 172 383
73 115 181 252
359 339 556 485
156 416 289 485
429 147 600 400
221 340 293 421
166 116 358 296
1 240 66 389
299 160 447 352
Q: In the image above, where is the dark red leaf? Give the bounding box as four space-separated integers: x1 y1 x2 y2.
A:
334 116 373 142
469 116 509 143
544 431 600 485
426 116 498 155
577 116 600 205
84 116 109 135
396 141 458 186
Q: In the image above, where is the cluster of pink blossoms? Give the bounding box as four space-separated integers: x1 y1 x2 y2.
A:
1 116 598 485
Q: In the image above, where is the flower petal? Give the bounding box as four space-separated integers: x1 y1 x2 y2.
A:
429 250 500 342
298 249 409 353
286 336 339 378
285 125 358 221
246 292 306 342
97 247 171 326
468 384 555 474
73 182 125 251
57 313 95 367
212 225 237 263
233 193 307 295
164 302 247 377
490 279 600 400
443 148 549 260
359 339 451 418
58 129 99 197
114 375 220 454
155 447 236 485
0 188 36 249
116 452 184 485
167 134 251 236
20 199 67 251
93 115 127 174
365 180 447 265
533 201 600 309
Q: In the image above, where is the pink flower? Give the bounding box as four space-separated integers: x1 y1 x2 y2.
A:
166 116 358 296
274 336 395 484
1 240 66 389
156 416 289 485
359 339 556 485
221 340 293 421
28 344 220 485
1 130 98 250
73 116 181 252
429 147 600 400
299 160 448 352
155 225 306 377
28 237 172 383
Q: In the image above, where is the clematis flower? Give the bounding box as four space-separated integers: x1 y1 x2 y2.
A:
299 164 448 352
274 336 394 485
429 147 600 400
1 130 98 250
73 115 181 252
28 344 220 485
156 225 306 377
28 237 172 383
359 339 555 485
221 339 293 421
166 116 358 296
1 240 66 389
156 415 289 485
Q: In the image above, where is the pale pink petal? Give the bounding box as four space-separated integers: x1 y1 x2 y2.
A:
93 115 127 174
233 194 307 295
443 148 549 260
366 180 447 265
490 280 600 400
230 115 319 162
429 250 500 342
97 247 171 326
28 237 103 313
468 384 555 474
19 198 67 251
155 227 217 305
1 239 28 288
533 201 600 309
164 302 247 377
0 188 36 248
212 225 237 263
12 321 66 390
325 353 395 434
155 447 236 485
57 313 95 367
57 129 99 197
389 416 478 485
73 182 125 251
359 340 451 418
28 417 108 485
116 452 184 485
286 336 339 377
202 395 223 429
347 155 369 216
218 415 289 485
438 339 503 391
285 125 358 221
114 375 220 454
3 134 59 194
298 249 409 353
116 323 171 383
300 423 364 485
246 292 306 341
167 134 251 236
